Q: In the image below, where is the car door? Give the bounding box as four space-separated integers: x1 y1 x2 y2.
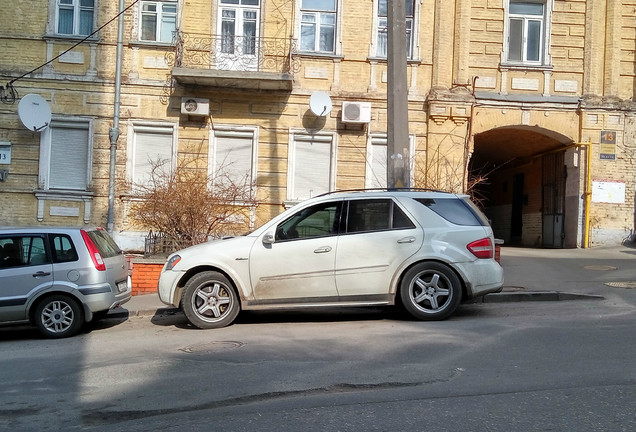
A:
335 198 423 298
248 200 342 302
0 234 53 322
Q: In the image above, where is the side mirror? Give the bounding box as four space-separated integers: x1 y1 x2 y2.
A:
262 233 275 245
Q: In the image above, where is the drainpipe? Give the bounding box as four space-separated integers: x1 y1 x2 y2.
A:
107 0 125 233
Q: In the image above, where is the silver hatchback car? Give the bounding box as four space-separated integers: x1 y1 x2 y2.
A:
158 190 504 329
0 227 132 338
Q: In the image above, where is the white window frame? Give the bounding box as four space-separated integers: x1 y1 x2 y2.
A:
126 122 178 188
296 0 342 55
139 0 178 43
371 0 418 60
209 125 259 188
39 118 93 191
503 0 552 67
55 0 95 36
365 133 415 189
287 131 337 202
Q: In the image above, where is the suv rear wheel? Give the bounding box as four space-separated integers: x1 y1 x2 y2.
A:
34 294 84 338
400 262 462 321
181 271 240 329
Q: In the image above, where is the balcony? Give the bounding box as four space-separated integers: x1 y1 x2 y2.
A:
166 32 300 91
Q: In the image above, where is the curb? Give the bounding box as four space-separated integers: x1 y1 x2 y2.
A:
102 291 605 321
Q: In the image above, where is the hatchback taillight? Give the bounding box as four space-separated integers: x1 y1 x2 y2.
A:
467 237 493 259
81 229 106 271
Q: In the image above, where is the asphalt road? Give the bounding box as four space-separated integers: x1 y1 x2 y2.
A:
1 292 635 432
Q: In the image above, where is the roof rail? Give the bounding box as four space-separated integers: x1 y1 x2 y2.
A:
315 187 447 198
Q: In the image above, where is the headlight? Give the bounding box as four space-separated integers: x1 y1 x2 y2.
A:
165 254 182 271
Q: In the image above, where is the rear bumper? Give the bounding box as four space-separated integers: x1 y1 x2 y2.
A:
455 259 504 298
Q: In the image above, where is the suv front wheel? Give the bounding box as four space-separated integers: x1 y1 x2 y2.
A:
400 262 462 321
181 271 240 329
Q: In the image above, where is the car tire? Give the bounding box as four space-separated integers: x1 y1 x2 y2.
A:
34 294 84 338
400 262 462 321
181 271 240 329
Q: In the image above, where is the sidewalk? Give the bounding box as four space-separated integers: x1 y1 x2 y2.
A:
106 244 636 320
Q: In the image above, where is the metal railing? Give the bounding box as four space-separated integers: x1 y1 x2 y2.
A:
144 231 176 258
166 31 300 75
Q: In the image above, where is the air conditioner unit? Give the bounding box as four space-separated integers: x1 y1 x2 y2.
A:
181 97 209 116
341 101 371 123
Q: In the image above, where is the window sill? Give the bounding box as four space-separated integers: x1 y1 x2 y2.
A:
367 56 421 65
129 40 175 49
500 62 553 72
44 34 99 42
295 52 344 61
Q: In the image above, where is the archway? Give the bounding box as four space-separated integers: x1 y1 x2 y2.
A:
470 125 579 248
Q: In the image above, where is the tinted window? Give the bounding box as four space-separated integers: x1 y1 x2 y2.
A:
86 229 122 258
276 201 341 241
346 199 415 233
50 234 79 263
414 197 487 226
0 236 49 267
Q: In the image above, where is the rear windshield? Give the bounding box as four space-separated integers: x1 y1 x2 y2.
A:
86 229 122 258
414 197 489 226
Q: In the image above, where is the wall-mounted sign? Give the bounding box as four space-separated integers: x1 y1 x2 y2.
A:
599 130 616 160
0 142 11 165
592 181 625 204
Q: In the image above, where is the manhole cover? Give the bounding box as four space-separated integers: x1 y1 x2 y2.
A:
604 282 636 289
583 265 617 271
180 341 245 354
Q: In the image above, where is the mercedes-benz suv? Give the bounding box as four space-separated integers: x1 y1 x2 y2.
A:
158 190 504 329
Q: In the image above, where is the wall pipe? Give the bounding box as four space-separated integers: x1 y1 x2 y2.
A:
107 0 125 233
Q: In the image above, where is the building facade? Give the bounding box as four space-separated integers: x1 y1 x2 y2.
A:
0 0 634 249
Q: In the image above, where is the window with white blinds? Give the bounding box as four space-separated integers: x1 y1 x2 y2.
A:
133 126 174 186
290 133 333 201
48 121 90 190
213 132 254 186
367 135 388 189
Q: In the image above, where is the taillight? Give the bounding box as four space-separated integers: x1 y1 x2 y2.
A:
81 229 106 271
467 237 493 259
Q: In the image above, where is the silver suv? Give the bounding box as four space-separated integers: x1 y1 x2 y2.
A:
158 190 504 329
0 227 131 338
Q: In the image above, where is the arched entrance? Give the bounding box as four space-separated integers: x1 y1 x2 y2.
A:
470 126 579 248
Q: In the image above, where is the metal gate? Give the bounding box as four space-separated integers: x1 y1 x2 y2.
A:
542 152 566 248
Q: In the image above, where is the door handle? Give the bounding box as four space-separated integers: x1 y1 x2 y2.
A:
33 271 51 277
397 237 416 244
314 246 332 253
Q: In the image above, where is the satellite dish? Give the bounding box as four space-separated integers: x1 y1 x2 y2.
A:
18 94 52 132
309 91 332 117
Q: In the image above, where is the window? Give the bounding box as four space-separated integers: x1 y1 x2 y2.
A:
218 0 259 56
415 197 488 226
288 133 335 201
375 0 415 58
129 124 176 187
345 199 415 233
505 1 550 65
365 133 415 189
56 0 94 36
140 1 177 43
276 201 341 241
211 127 257 188
0 236 48 268
39 120 91 191
50 234 78 263
300 0 337 53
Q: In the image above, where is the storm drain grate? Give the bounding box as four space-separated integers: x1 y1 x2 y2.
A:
604 281 636 289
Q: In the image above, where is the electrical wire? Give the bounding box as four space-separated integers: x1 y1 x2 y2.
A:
3 0 140 92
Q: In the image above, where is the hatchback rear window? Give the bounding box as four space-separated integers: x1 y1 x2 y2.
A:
85 229 122 258
414 197 489 226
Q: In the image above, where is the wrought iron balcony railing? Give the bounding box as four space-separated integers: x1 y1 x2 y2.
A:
166 31 300 75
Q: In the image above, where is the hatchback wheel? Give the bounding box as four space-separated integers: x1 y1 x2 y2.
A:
34 295 84 338
181 271 240 329
400 262 462 321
